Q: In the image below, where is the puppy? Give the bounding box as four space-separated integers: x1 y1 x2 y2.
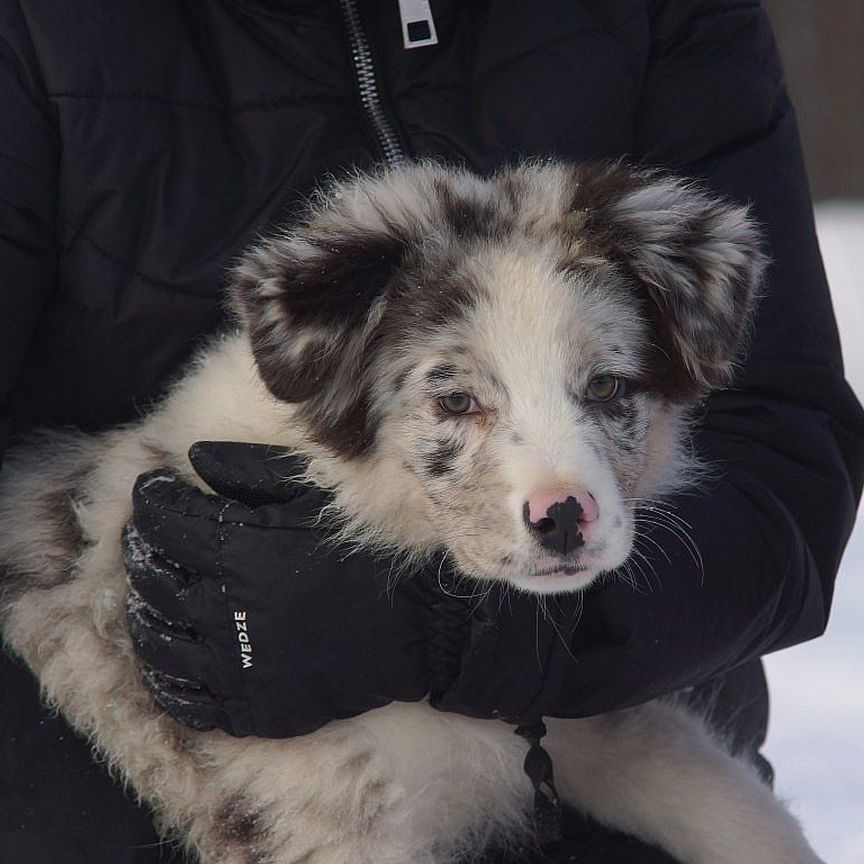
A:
0 161 824 863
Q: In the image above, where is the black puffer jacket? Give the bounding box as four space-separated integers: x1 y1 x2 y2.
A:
1 1 863 862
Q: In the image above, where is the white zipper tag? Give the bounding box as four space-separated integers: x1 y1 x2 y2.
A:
398 0 438 49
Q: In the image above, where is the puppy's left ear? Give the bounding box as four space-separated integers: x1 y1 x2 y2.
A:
583 168 768 399
230 216 407 403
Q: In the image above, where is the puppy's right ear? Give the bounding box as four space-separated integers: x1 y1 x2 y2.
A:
231 218 407 403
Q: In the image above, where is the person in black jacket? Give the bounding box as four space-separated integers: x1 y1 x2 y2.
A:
1 2 862 863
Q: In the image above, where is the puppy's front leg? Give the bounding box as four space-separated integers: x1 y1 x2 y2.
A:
544 703 824 864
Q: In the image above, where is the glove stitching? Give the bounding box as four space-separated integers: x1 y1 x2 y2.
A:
129 587 199 642
139 492 310 531
138 492 253 523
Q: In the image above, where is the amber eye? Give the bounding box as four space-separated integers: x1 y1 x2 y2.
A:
586 375 621 403
438 392 477 415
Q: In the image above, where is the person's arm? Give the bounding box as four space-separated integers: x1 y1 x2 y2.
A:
0 0 58 463
434 0 864 722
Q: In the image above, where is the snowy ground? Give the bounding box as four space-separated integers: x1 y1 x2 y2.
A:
762 202 864 864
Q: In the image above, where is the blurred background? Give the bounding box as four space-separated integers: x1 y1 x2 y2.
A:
764 0 864 198
759 4 863 863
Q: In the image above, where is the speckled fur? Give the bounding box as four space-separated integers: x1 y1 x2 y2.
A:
0 162 822 864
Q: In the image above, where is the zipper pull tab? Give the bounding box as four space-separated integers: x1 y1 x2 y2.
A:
398 0 438 49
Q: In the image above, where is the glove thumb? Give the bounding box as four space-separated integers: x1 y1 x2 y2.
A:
188 441 313 507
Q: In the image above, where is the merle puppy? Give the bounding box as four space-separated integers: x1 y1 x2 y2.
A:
0 162 824 864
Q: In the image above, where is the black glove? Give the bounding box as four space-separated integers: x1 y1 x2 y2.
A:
124 441 469 738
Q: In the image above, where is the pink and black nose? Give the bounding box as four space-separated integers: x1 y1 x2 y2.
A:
522 490 599 554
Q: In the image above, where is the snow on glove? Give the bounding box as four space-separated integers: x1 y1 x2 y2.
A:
124 441 447 738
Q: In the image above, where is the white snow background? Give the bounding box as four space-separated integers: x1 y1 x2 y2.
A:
762 203 864 864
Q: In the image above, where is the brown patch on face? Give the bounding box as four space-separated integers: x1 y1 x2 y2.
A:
390 268 484 337
638 337 709 404
304 386 374 460
589 396 652 492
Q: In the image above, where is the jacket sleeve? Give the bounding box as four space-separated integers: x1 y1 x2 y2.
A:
434 0 864 722
0 0 58 462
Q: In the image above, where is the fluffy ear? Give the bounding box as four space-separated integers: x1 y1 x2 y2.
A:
576 165 768 399
230 201 410 403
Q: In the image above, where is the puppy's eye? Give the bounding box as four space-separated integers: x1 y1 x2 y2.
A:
586 375 622 403
438 392 478 415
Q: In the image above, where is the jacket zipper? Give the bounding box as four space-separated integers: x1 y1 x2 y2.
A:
339 0 406 166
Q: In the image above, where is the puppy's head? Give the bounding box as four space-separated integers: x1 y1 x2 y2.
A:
232 162 766 593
